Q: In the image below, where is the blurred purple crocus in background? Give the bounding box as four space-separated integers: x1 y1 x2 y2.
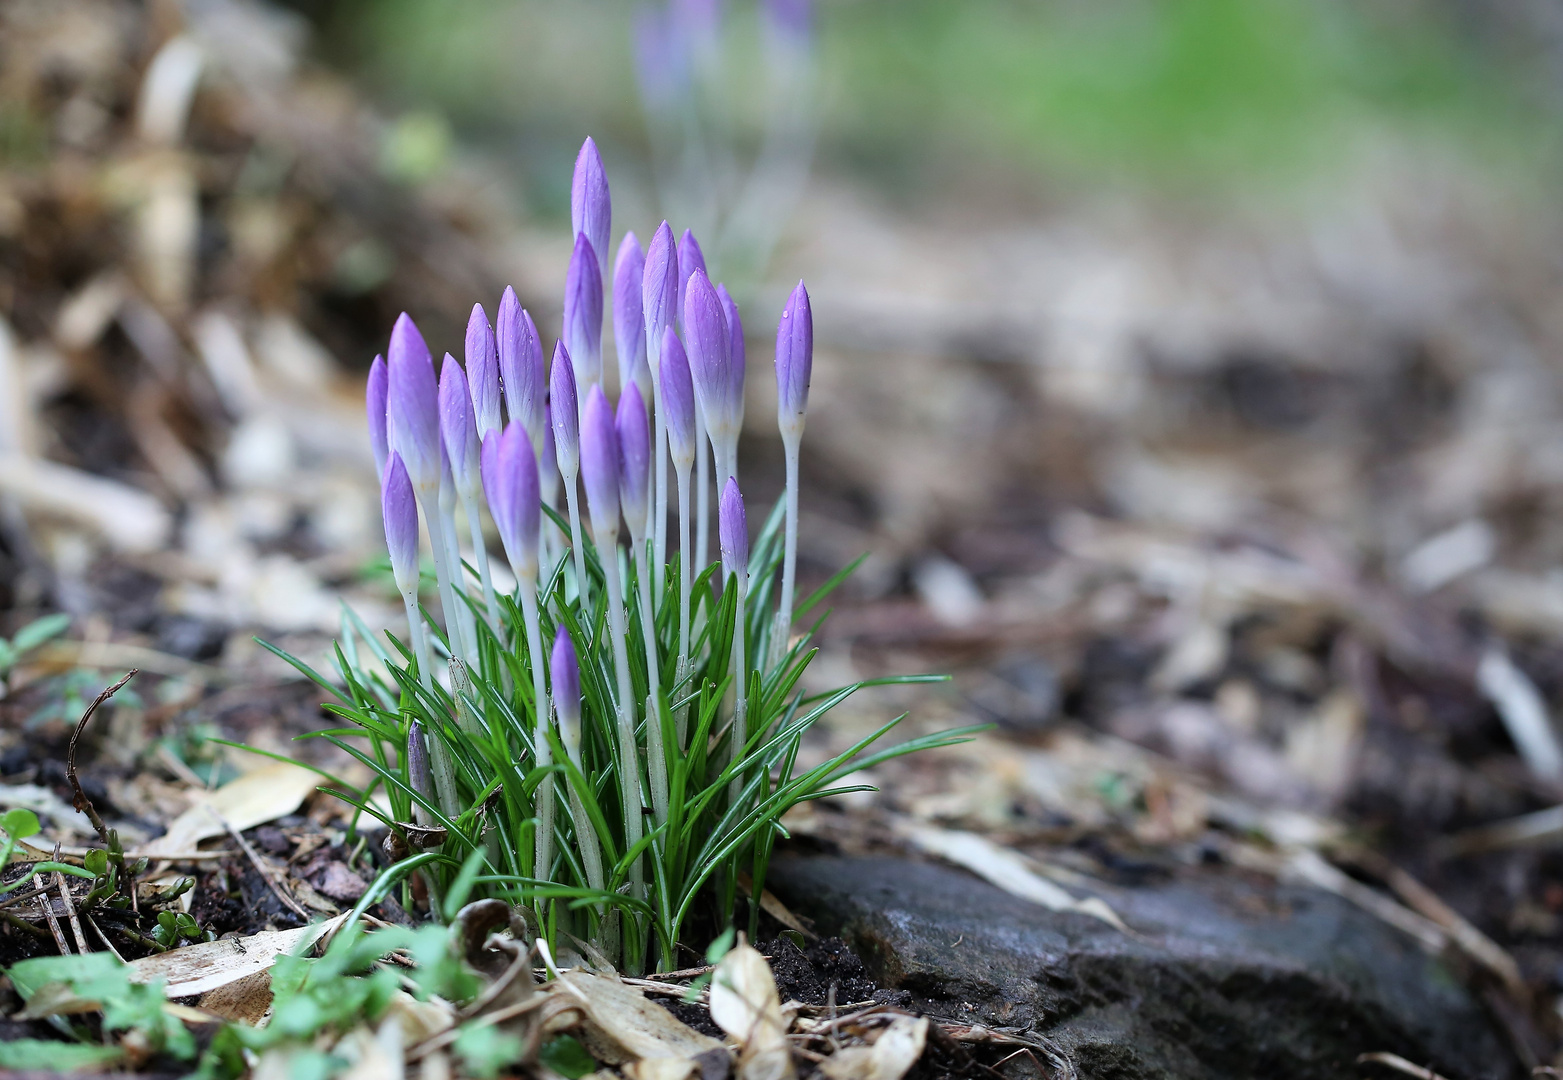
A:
367 355 388 480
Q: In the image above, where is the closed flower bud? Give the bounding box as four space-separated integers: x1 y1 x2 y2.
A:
570 136 611 275
367 354 389 479
550 343 580 477
481 423 540 579
660 327 696 471
643 221 679 361
717 283 746 429
676 229 706 331
564 234 604 391
580 385 620 538
775 280 812 440
616 384 651 538
382 452 420 594
387 313 440 494
498 287 545 445
408 720 433 801
551 624 582 762
439 354 480 498
683 269 740 447
614 232 648 399
465 304 502 438
719 476 748 578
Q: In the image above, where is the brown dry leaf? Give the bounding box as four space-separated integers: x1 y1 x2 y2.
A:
820 1016 929 1080
143 761 322 857
198 969 275 1024
621 1060 698 1080
557 970 721 1066
709 941 795 1080
128 913 346 997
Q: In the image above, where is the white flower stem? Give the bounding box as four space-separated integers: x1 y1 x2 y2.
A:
460 489 502 631
598 534 646 900
400 590 435 692
634 540 670 826
439 507 480 662
401 587 460 817
518 579 554 889
651 357 669 600
415 489 463 659
772 433 801 666
561 467 592 616
674 463 692 746
694 409 710 576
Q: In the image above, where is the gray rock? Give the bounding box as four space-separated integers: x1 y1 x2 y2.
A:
769 855 1514 1080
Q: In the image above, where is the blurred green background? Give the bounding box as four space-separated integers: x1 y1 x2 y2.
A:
286 0 1560 219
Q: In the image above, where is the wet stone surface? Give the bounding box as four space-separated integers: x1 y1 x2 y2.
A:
769 855 1514 1080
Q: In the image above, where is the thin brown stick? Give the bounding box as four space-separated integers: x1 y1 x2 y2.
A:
66 669 137 848
0 883 53 910
0 908 51 939
56 870 88 953
40 843 71 955
212 807 310 922
84 911 124 962
1357 1052 1453 1080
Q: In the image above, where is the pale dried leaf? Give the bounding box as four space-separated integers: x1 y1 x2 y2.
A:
143 761 321 857
709 942 795 1080
622 1059 699 1080
557 970 720 1065
128 913 346 997
0 452 170 553
821 1016 928 1080
198 969 274 1024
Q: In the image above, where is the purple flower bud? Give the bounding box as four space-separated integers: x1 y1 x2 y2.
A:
764 0 812 43
580 384 620 538
498 287 545 443
481 423 540 578
719 476 748 577
367 354 389 479
614 232 648 398
570 137 611 275
382 452 420 594
676 229 707 331
717 282 746 426
550 342 579 476
660 327 696 470
439 354 480 497
616 384 651 537
551 623 581 758
643 221 678 360
387 313 440 492
408 720 433 801
775 279 813 438
683 269 740 444
564 234 604 391
465 304 502 438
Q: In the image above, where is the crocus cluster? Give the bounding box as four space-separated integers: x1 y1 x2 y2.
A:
368 137 819 969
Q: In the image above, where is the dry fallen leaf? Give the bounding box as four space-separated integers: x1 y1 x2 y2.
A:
128 912 346 997
820 1016 928 1080
709 941 795 1080
557 969 721 1066
143 761 322 857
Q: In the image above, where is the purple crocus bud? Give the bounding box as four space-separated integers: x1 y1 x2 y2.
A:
683 269 740 446
676 229 707 331
408 720 433 801
643 222 678 361
717 283 746 426
382 451 420 594
439 355 480 497
386 313 440 493
660 327 696 470
367 354 389 479
465 305 502 438
570 137 611 272
564 234 604 391
616 384 651 537
614 232 648 398
551 624 581 759
775 279 813 440
764 0 812 44
550 343 579 477
481 423 540 578
497 287 545 443
579 384 620 538
719 476 748 577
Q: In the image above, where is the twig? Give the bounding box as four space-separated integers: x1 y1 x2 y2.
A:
0 908 51 939
40 843 71 955
85 912 124 962
0 883 53 910
645 963 715 980
66 669 137 848
211 807 310 922
1357 1052 1454 1080
56 869 88 953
